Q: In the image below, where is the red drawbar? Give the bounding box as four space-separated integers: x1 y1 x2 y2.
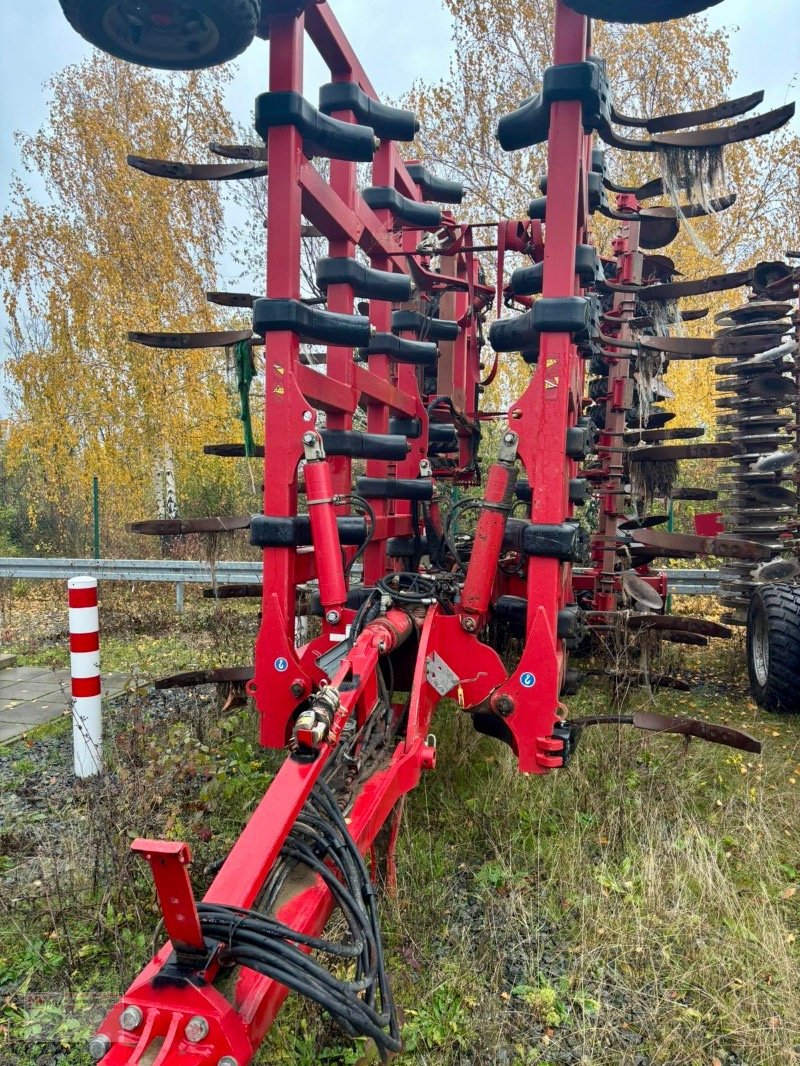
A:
68 587 97 608
71 675 101 698
70 631 100 653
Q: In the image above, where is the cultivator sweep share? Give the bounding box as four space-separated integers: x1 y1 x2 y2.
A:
56 0 799 1062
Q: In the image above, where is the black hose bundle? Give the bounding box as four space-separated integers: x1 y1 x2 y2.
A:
197 781 401 1061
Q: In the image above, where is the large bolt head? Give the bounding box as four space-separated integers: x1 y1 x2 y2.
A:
88 1034 112 1061
218 1058 240 1066
119 1005 143 1031
185 1016 210 1043
325 609 341 624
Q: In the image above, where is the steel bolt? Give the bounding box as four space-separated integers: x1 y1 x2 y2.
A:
325 609 341 624
218 1058 239 1066
290 680 305 698
119 1006 143 1032
302 431 316 445
511 409 522 419
503 432 516 444
185 1016 210 1043
302 410 313 422
88 1034 112 1061
495 695 514 717
461 616 477 632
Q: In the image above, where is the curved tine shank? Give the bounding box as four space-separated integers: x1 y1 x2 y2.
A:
638 268 753 301
679 194 737 218
127 154 269 181
128 329 253 350
653 103 795 147
206 291 259 308
209 141 268 162
612 90 764 133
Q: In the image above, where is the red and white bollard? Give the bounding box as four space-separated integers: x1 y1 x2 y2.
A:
68 576 103 777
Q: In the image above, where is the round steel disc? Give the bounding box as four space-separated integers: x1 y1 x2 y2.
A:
717 300 794 324
754 558 800 580
716 319 790 338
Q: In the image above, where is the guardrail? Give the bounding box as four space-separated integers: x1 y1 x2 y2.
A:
0 558 721 611
0 557 263 612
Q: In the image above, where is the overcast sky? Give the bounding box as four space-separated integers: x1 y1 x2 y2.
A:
1 0 797 414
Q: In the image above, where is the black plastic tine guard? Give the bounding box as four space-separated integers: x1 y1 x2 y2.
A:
255 91 377 162
127 155 268 181
405 163 465 205
563 0 725 23
319 81 419 142
315 257 412 303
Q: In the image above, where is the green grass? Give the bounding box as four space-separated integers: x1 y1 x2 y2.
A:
0 590 798 1065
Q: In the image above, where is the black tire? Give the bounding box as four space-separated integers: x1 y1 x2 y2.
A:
563 0 723 24
58 0 260 70
746 583 800 713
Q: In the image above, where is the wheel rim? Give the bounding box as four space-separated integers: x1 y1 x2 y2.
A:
751 603 770 688
101 1 221 65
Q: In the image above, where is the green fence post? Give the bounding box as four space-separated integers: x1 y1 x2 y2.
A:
92 477 100 560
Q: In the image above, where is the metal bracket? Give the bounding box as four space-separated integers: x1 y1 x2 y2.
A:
425 652 460 696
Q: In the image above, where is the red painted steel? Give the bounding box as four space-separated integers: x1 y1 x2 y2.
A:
85 2 659 1061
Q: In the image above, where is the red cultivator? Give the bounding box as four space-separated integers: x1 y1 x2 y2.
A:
56 0 797 1062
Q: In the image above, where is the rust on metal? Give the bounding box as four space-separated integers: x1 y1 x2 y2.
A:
127 154 268 181
128 329 253 349
128 516 251 535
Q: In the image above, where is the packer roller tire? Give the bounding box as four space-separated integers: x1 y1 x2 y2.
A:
58 0 259 70
746 583 800 713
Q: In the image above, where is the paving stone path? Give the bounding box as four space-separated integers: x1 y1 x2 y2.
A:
0 665 133 743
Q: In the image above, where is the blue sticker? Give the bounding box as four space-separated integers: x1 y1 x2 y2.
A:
520 671 536 688
274 657 289 673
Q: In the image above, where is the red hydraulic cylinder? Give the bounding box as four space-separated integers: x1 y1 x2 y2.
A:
461 432 519 618
303 431 348 616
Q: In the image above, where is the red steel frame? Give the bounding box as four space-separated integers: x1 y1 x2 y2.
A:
93 3 595 1062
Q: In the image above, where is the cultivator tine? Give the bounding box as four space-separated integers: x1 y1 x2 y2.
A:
128 329 253 349
127 154 268 181
597 104 794 152
612 90 764 133
206 290 259 308
128 517 251 535
636 269 754 301
623 427 705 442
628 442 734 462
631 712 761 753
209 141 267 162
203 584 264 599
623 615 733 639
622 527 772 562
671 487 719 501
154 667 254 688
565 711 760 753
638 334 779 358
653 104 795 147
204 443 266 458
583 672 692 692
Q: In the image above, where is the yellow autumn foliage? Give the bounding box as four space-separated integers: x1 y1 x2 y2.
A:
0 54 253 554
406 0 799 431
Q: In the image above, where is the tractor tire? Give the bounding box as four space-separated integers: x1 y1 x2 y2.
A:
746 583 800 713
562 1 724 24
58 0 260 70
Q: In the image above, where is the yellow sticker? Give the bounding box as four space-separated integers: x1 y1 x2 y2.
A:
274 364 285 375
274 385 285 395
545 377 559 390
546 357 558 369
